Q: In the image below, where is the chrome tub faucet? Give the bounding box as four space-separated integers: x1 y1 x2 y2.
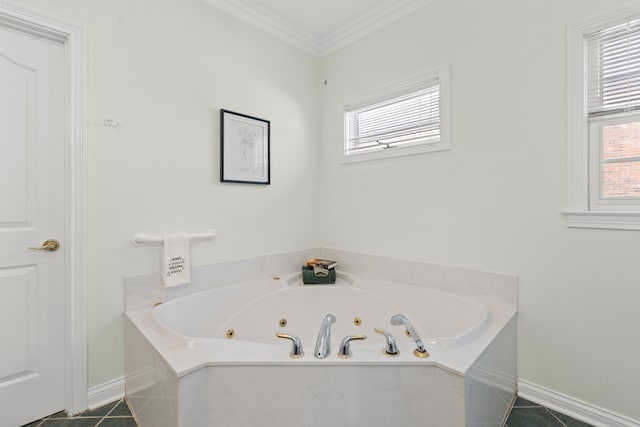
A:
314 314 336 359
390 314 429 358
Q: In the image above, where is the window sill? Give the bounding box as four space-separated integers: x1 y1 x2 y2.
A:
340 141 449 164
563 210 640 230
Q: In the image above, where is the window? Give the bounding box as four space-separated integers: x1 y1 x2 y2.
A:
342 65 449 163
566 6 640 229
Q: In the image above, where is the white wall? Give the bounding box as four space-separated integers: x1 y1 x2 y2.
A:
9 0 640 422
319 0 640 421
11 0 321 387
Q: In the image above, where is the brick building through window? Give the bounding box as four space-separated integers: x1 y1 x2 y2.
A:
602 121 640 198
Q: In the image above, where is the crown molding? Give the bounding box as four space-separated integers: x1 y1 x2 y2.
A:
204 0 319 56
204 0 436 57
318 0 436 56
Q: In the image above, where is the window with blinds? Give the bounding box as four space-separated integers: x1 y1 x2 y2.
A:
586 17 640 205
587 19 640 118
565 6 640 229
342 66 449 163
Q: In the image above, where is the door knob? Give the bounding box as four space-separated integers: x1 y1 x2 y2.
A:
29 239 60 251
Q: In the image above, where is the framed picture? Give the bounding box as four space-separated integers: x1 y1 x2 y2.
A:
220 109 270 184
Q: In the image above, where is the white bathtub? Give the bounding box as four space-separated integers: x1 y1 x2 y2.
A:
125 261 516 427
151 274 491 367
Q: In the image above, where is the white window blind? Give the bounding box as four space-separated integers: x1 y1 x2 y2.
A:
587 18 640 117
345 79 440 156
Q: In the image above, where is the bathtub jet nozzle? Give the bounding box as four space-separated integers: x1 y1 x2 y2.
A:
314 314 336 359
390 314 429 358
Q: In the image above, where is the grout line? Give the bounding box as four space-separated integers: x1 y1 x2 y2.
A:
502 394 517 427
26 398 130 427
49 416 103 419
126 396 142 427
123 397 135 415
545 407 568 427
102 398 123 418
93 399 122 427
513 399 543 408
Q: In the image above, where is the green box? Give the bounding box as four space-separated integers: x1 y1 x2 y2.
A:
302 265 336 284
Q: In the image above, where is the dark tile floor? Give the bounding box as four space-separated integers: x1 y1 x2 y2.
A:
22 395 594 427
505 397 595 427
22 399 137 427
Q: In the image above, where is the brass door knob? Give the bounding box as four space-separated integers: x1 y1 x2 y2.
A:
29 239 60 251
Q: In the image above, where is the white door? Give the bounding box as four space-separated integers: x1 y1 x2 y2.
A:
0 23 67 427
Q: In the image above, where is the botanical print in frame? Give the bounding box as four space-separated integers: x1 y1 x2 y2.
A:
220 109 270 184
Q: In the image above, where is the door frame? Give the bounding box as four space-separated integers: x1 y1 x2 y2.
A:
0 0 88 415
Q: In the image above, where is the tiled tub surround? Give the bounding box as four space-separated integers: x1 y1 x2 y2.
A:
124 249 517 426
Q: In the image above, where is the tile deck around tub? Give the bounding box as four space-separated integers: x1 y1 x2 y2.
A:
22 395 595 427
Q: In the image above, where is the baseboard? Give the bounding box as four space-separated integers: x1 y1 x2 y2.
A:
87 376 125 410
518 379 639 427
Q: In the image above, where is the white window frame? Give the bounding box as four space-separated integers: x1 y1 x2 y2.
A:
589 113 640 212
565 5 640 230
341 65 450 164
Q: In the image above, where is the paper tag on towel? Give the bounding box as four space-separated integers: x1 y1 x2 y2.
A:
162 234 191 287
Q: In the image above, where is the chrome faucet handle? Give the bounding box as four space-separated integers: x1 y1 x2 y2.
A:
337 334 367 359
374 327 399 356
276 333 304 358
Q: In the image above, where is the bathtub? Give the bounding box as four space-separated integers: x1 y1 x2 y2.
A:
125 266 516 427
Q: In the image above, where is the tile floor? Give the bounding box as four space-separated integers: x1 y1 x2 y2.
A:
23 395 594 427
505 397 594 427
22 399 137 427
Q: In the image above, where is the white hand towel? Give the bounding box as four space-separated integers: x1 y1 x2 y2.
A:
162 234 191 287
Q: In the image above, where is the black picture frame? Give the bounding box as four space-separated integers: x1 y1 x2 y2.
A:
220 109 270 184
